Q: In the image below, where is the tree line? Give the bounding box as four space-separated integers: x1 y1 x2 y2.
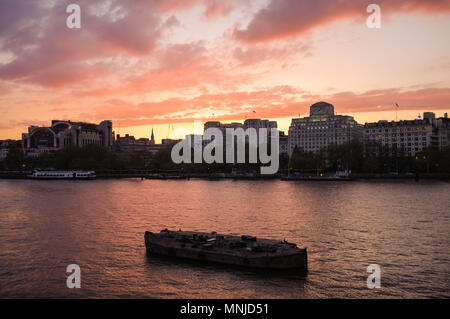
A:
1 141 450 174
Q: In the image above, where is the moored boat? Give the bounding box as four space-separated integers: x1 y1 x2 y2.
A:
146 174 188 180
145 229 307 270
27 170 96 180
281 175 354 181
282 170 353 181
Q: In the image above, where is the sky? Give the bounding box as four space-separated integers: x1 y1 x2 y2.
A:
0 0 449 142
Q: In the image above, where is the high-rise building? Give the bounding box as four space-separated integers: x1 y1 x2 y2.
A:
0 139 19 160
279 131 289 156
204 119 277 135
204 121 244 135
243 119 277 131
288 102 362 155
363 112 450 157
429 114 450 151
204 119 279 149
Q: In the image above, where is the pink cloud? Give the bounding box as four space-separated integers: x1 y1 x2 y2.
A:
25 62 109 88
74 42 259 97
234 0 450 43
203 0 232 20
0 0 241 89
0 0 198 87
233 42 312 66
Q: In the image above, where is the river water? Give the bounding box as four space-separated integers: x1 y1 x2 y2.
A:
0 179 449 298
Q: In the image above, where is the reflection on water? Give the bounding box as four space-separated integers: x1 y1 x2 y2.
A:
0 179 449 298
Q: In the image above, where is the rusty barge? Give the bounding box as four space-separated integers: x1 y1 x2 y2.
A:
145 229 307 270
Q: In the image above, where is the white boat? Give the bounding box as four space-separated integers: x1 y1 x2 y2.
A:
27 170 96 180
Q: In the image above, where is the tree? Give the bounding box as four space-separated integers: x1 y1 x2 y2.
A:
5 144 25 170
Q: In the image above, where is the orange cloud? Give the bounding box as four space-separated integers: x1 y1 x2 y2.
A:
1 85 449 136
82 86 450 128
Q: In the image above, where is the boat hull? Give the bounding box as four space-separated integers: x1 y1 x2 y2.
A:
281 176 353 181
145 231 307 270
27 176 96 180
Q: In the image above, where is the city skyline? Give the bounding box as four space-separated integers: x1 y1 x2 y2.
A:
1 1 450 142
3 103 449 144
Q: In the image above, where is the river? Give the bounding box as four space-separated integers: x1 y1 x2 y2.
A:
0 179 449 298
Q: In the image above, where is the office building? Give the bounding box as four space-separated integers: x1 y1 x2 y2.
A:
288 102 362 155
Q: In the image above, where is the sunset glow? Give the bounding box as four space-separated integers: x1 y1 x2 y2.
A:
1 0 449 142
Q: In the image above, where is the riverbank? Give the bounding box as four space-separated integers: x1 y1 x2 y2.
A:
1 171 449 181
